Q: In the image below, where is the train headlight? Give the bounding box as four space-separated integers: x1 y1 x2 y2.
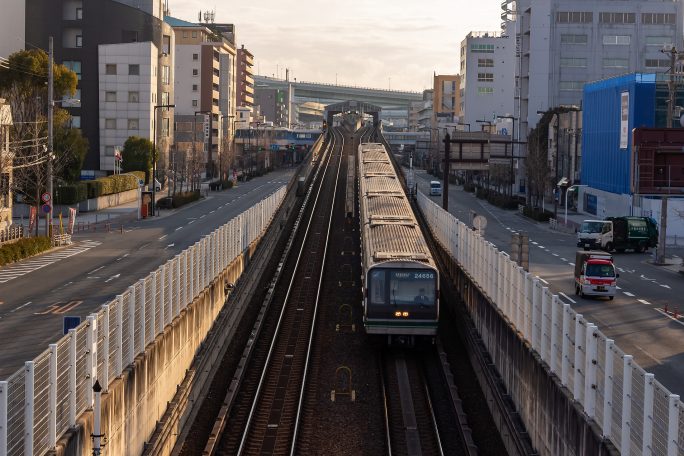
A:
394 311 402 317
402 312 409 317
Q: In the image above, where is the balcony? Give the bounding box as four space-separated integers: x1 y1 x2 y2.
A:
245 75 254 85
244 84 254 95
244 65 254 76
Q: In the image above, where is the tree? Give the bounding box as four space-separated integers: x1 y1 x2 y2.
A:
122 136 156 182
526 119 552 209
54 116 88 183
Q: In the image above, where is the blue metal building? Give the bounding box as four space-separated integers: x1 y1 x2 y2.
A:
582 73 656 195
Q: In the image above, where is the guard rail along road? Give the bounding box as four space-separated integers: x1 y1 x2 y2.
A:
0 187 286 456
417 191 682 456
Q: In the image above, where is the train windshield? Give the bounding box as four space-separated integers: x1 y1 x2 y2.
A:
369 268 437 307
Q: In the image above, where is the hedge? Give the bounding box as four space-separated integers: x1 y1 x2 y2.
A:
172 190 200 208
523 206 553 222
221 179 234 190
0 237 52 266
55 174 138 203
54 182 87 204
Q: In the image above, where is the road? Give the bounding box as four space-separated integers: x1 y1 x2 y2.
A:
0 170 294 379
410 168 684 397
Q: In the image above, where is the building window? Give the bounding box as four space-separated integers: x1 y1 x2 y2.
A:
162 118 170 137
192 84 198 91
161 91 169 107
646 36 673 46
604 58 629 68
477 73 494 82
63 60 81 80
560 57 587 68
559 81 584 91
127 118 139 130
192 53 199 61
128 64 140 75
76 7 82 19
162 35 171 55
105 145 115 156
560 34 588 44
192 99 198 107
162 65 170 84
183 31 188 38
599 12 635 24
105 91 116 102
642 13 676 25
478 58 494 67
70 116 81 128
105 63 116 75
603 35 631 45
105 118 116 129
477 87 494 95
556 11 593 23
192 68 198 76
75 35 82 48
460 61 465 72
122 30 139 42
470 44 494 53
645 59 670 68
128 91 139 102
192 31 197 38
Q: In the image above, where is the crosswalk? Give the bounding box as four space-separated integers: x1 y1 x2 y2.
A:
0 240 101 284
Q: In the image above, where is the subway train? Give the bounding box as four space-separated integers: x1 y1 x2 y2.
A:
358 142 439 344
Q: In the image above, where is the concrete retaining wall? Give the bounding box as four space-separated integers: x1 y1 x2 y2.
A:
54 255 247 456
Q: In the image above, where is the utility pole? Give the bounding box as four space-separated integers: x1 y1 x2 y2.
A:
47 36 54 237
442 133 450 211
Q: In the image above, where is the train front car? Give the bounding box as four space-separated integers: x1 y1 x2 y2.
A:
358 142 439 344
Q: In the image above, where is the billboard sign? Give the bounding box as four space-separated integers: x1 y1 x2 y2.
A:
632 128 684 194
620 91 629 149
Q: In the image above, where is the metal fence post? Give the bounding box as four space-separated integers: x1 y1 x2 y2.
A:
531 278 541 352
128 286 136 365
642 373 654 455
667 394 680 456
603 339 615 437
523 273 531 340
175 255 181 315
584 324 598 420
621 355 634 453
167 261 173 326
189 245 195 301
561 304 571 387
159 266 165 332
86 315 97 407
150 272 157 338
182 250 189 308
516 268 524 330
139 279 147 349
115 295 123 376
540 288 549 364
48 344 57 449
573 314 583 401
24 361 34 456
550 295 560 375
102 304 110 390
68 329 77 426
0 381 6 456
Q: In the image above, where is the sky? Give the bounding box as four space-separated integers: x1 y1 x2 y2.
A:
169 0 503 92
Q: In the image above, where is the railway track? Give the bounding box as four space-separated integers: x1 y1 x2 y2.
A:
205 127 344 455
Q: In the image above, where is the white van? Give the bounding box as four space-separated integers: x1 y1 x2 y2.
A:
429 181 442 196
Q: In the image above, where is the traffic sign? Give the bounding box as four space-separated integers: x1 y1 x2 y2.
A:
41 203 51 214
63 316 81 335
41 192 51 203
270 144 279 151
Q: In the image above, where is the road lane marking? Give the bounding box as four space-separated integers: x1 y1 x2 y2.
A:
552 253 559 257
209 210 215 214
655 308 684 327
35 301 82 315
539 278 549 285
569 262 575 266
175 227 183 231
159 235 167 240
200 214 206 219
559 292 576 304
88 266 104 275
560 258 567 262
616 286 621 290
531 241 538 245
623 291 635 297
188 220 195 224
10 302 32 313
104 274 121 283
634 345 662 365
660 284 671 289
165 243 175 249
638 299 651 305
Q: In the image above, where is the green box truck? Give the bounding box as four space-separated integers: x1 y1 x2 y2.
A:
577 216 658 253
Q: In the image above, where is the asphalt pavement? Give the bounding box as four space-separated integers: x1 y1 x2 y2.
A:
0 170 294 379
410 168 684 397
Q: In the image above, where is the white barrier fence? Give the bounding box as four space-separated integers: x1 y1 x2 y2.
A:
0 187 286 456
417 191 683 456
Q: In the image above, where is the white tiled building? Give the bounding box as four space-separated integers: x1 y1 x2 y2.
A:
98 41 158 171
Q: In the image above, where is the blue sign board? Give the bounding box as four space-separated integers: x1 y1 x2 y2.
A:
80 170 96 181
63 316 81 335
270 144 279 151
585 193 598 215
41 204 51 214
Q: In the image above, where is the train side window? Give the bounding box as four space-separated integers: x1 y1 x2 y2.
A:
369 270 386 304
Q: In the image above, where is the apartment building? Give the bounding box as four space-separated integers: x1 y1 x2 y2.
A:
433 74 461 127
26 0 175 174
254 87 290 127
167 16 237 179
237 45 255 108
502 0 684 138
459 31 515 131
0 0 24 58
0 99 12 231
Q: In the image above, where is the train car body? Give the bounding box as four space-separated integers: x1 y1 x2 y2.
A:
358 142 439 341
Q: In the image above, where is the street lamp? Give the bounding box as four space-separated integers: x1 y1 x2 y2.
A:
152 103 175 215
193 110 211 191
